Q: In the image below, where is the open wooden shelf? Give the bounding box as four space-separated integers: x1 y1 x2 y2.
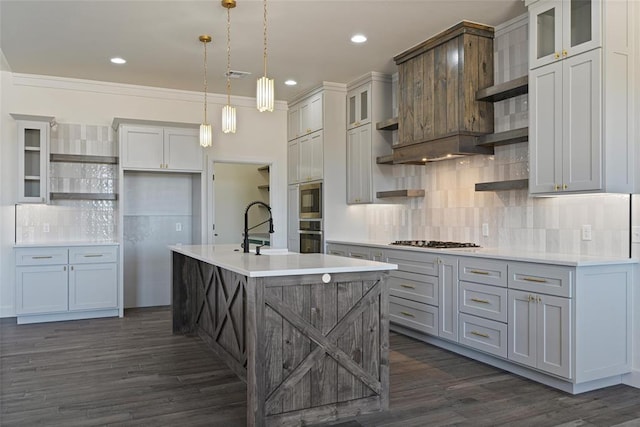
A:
50 154 118 164
476 76 528 102
476 127 528 147
475 179 528 192
376 189 425 198
376 117 398 131
376 155 394 165
50 192 118 201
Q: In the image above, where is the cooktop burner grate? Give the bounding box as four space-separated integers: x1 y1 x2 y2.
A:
389 240 481 249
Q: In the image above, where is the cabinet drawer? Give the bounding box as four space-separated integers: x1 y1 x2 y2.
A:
459 313 508 358
389 271 438 306
389 296 438 336
69 246 118 264
386 249 438 276
459 281 507 323
508 262 573 297
15 247 68 266
459 258 507 287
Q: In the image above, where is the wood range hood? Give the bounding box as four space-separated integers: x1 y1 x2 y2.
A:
393 21 495 163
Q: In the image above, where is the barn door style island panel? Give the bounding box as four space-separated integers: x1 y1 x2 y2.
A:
170 245 396 427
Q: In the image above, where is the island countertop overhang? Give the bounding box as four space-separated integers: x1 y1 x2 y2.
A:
169 244 398 277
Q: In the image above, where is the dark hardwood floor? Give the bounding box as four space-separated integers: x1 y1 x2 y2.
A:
1 307 639 427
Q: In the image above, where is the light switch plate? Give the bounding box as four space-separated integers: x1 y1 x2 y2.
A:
581 225 592 241
632 226 640 243
175 222 182 232
482 223 489 237
43 223 50 233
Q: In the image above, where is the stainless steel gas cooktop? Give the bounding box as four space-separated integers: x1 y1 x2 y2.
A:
389 240 481 249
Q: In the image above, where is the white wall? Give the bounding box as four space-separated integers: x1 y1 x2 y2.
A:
0 72 287 317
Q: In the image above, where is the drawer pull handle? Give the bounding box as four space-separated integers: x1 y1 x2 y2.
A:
350 254 365 259
32 256 53 259
400 284 416 289
83 254 103 258
400 311 415 318
471 331 489 338
470 298 490 304
469 270 490 275
522 277 548 283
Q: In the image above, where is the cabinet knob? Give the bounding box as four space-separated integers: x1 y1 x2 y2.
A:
563 184 568 190
71 266 74 271
555 52 560 59
63 266 67 271
562 49 568 57
554 185 560 191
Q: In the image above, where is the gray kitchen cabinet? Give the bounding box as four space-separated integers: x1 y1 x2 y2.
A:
345 73 393 204
118 122 202 172
287 140 299 184
288 92 323 141
325 240 635 393
12 114 53 204
298 130 323 182
527 0 637 194
508 288 571 378
528 0 601 70
14 245 120 324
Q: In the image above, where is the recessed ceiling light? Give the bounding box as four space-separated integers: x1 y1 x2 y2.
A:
284 79 297 86
110 57 126 65
351 34 367 44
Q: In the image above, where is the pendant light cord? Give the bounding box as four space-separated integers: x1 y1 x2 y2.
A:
226 6 231 106
203 39 208 124
263 0 268 77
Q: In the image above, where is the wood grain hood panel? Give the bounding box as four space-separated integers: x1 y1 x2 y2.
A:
393 21 495 163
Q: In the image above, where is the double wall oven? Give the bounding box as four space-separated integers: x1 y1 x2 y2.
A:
298 182 323 253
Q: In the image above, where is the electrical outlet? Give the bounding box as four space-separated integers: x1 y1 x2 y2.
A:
43 223 50 233
175 222 182 232
482 223 489 237
581 225 592 241
632 226 640 244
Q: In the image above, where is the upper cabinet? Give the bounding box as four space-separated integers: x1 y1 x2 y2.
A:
116 121 202 172
528 0 637 195
287 89 325 183
345 72 393 204
529 0 601 70
347 83 371 130
287 92 323 141
12 114 54 204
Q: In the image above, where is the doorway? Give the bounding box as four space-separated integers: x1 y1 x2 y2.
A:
209 161 271 246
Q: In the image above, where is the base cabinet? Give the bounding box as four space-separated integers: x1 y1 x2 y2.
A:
16 265 68 315
326 241 634 393
508 289 571 379
14 245 120 324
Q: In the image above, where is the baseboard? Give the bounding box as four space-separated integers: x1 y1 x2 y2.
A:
623 370 640 389
17 309 119 324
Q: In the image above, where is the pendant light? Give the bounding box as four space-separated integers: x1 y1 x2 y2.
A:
256 0 274 112
221 0 237 134
199 35 213 147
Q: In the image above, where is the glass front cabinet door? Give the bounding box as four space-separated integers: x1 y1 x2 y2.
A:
529 0 601 70
13 115 52 204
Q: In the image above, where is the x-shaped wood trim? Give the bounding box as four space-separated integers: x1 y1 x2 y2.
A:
212 268 245 356
195 261 215 328
264 280 382 408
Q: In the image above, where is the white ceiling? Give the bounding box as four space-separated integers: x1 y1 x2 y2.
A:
0 0 526 102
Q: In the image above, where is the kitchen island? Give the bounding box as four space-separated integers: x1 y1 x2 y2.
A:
170 245 397 427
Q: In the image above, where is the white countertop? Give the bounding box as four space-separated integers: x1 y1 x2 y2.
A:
14 241 120 248
326 240 639 267
169 244 398 278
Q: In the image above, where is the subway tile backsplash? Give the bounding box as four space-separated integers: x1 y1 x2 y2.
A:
15 123 118 244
